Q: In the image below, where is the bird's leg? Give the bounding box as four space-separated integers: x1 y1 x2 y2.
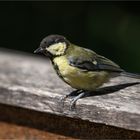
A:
59 89 83 107
60 89 82 101
70 91 87 110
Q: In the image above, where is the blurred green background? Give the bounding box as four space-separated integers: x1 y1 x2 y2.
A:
0 2 140 72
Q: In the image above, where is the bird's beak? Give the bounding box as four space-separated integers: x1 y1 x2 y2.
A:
34 47 52 58
34 47 44 53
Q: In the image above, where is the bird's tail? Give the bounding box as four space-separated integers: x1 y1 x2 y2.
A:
121 71 140 79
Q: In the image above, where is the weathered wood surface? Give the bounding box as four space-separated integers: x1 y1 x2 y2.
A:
0 49 140 131
0 104 139 139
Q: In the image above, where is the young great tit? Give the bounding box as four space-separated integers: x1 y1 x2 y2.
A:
34 34 140 108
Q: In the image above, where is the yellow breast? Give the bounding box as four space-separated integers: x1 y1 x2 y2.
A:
53 56 110 91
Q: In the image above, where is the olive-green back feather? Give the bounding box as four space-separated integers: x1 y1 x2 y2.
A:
66 44 123 72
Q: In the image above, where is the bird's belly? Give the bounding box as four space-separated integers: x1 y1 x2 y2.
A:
53 57 110 91
63 70 109 90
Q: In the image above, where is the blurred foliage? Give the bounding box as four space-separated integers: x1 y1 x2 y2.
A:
0 2 140 72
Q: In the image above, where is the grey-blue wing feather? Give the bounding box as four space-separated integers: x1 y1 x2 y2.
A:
68 54 124 72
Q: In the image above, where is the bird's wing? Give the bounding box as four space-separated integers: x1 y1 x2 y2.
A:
95 55 124 72
67 47 124 72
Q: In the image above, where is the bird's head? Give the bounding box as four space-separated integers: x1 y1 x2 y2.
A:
34 35 70 58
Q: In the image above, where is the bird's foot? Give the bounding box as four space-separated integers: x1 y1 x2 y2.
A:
59 89 84 109
69 92 87 110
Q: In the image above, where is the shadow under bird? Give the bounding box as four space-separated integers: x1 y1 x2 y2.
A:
34 35 140 109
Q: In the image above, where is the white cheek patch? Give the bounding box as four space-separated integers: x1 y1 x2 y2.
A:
46 42 67 55
93 60 97 65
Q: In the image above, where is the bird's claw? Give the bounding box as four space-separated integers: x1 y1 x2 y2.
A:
59 94 68 108
69 98 77 110
59 90 86 110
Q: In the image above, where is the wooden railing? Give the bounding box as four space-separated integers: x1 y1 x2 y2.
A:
0 49 140 139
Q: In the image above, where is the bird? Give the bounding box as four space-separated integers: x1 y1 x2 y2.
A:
34 34 140 109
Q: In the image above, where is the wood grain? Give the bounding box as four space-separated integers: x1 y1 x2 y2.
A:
0 49 140 132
